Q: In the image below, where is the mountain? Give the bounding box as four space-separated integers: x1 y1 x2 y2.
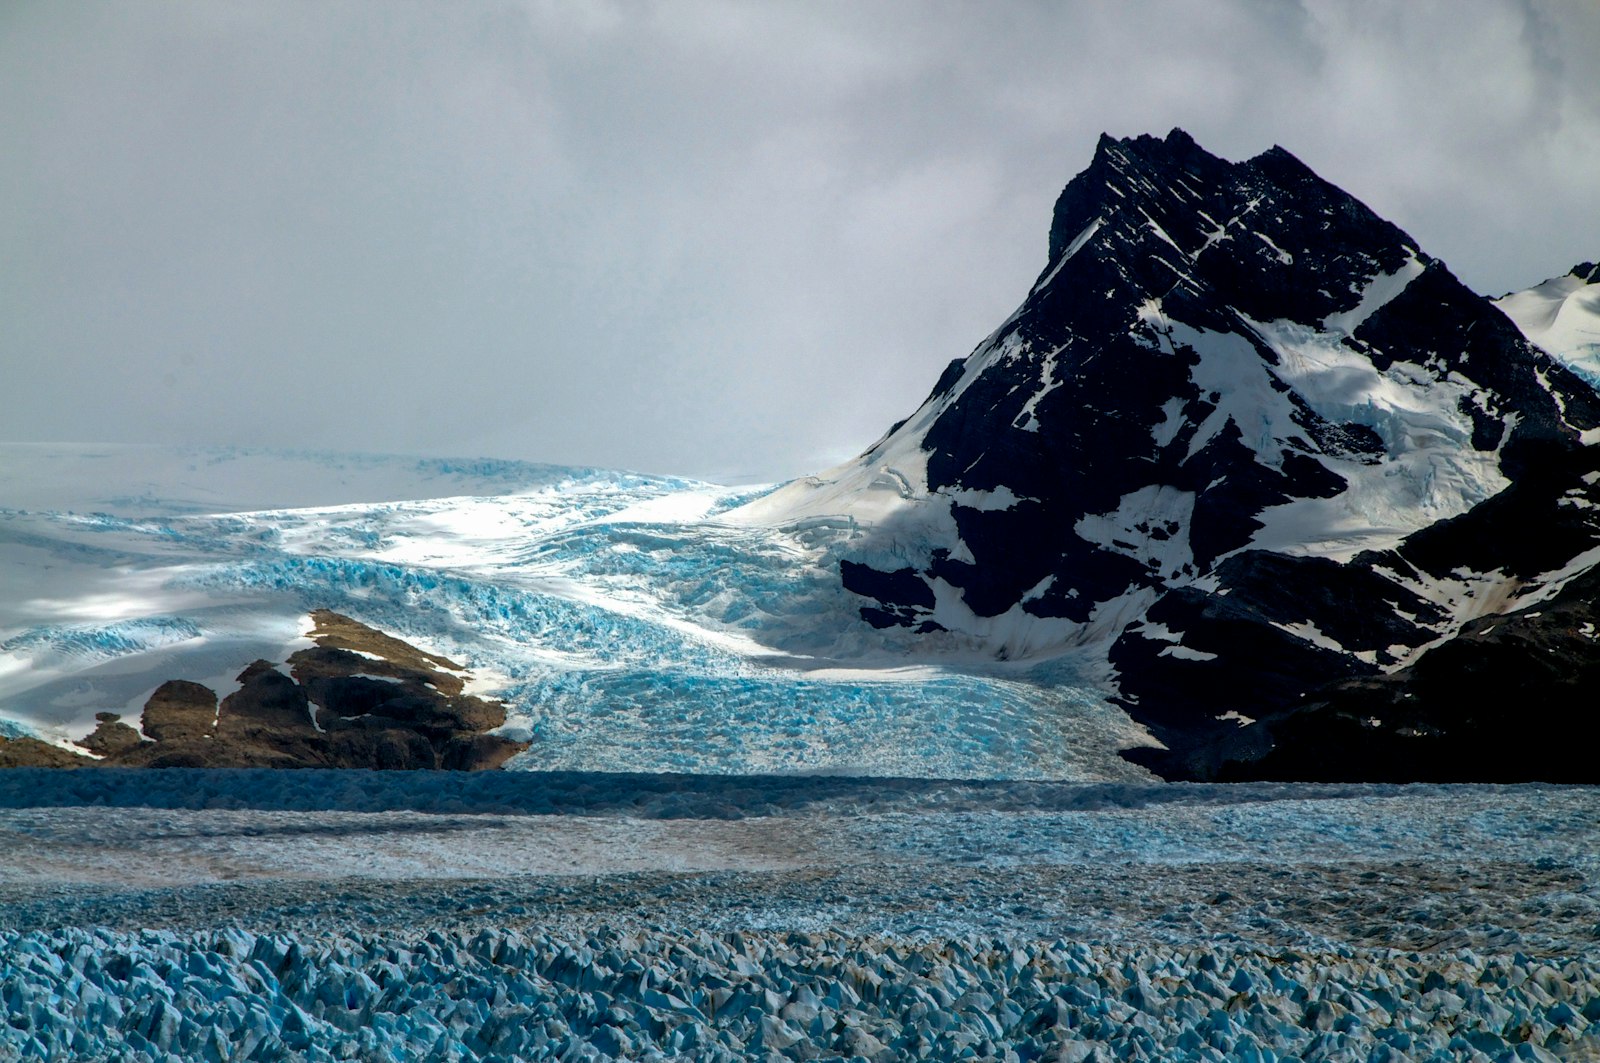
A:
741 129 1600 781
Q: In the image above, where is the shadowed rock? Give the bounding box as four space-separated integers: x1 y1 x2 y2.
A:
327 727 440 770
438 733 526 771
217 661 316 736
1215 565 1600 782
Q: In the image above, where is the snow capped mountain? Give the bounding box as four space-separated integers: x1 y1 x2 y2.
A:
739 129 1600 780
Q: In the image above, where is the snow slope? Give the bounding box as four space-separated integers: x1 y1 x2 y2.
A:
0 444 1154 779
1497 262 1600 386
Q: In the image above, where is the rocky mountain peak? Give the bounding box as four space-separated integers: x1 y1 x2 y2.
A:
740 130 1600 780
1043 129 1422 334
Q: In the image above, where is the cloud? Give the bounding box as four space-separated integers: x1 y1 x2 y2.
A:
2 0 1596 479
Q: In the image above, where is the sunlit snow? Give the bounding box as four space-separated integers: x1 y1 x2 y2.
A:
1497 266 1600 386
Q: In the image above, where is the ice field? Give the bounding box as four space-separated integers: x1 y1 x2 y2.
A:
0 444 1153 779
0 770 1597 1060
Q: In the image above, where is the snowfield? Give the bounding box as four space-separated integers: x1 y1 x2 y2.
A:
1497 264 1600 389
0 770 1596 1060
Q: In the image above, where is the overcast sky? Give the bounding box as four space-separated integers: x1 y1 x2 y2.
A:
4 1 1598 482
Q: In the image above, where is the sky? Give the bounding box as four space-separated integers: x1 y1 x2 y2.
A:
4 1 1598 483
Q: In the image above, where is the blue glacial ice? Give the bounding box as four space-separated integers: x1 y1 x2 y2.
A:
8 923 1598 1063
1 773 1597 1061
1 617 204 664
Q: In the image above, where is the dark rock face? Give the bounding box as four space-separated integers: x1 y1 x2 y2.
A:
1122 432 1600 780
438 732 526 771
1 611 528 771
1220 566 1600 783
800 129 1600 781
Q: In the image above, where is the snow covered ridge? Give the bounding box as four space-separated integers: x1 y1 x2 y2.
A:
734 128 1600 781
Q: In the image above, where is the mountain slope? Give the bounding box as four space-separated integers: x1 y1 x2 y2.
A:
7 138 1597 783
737 129 1600 780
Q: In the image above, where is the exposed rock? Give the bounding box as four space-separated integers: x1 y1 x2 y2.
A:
80 713 144 758
11 612 528 772
300 671 407 721
138 680 218 742
433 694 507 734
286 614 520 769
299 608 466 695
0 736 88 768
326 727 439 770
438 733 527 771
216 660 317 740
1217 566 1600 782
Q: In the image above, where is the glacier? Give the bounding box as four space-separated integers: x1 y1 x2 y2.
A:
2 770 1597 1061
0 444 1156 779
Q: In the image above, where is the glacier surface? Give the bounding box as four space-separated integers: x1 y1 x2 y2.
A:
0 445 1154 779
1 771 1596 1061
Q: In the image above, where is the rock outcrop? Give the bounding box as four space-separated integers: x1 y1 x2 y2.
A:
0 610 527 770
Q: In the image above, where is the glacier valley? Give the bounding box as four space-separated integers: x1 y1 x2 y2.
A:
0 444 1154 780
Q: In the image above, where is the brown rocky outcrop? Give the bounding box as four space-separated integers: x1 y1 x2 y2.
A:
81 713 144 757
0 736 92 768
139 680 218 742
0 611 529 771
438 732 526 771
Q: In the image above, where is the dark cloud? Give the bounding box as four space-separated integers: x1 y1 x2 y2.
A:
3 0 1596 479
